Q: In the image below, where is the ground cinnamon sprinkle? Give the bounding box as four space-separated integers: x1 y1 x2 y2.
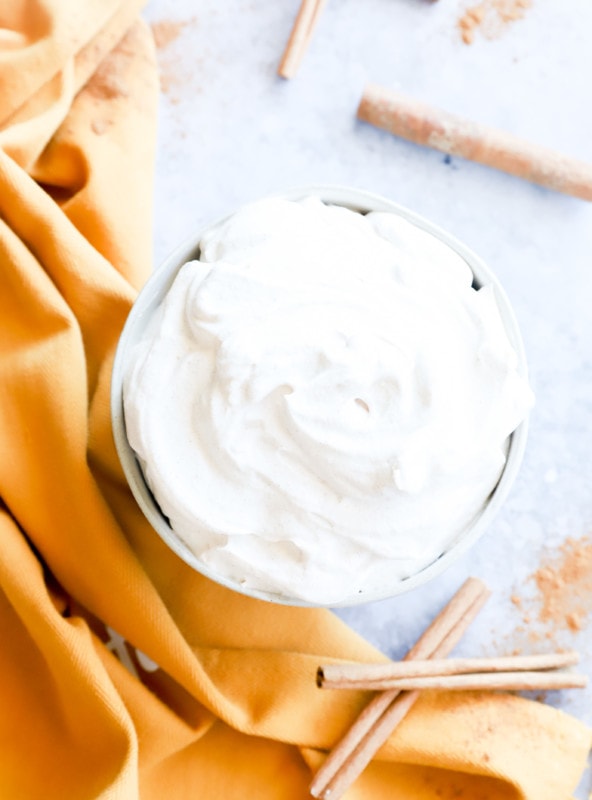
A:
151 20 188 51
532 535 592 634
84 23 149 137
497 534 592 663
458 0 533 44
149 17 200 104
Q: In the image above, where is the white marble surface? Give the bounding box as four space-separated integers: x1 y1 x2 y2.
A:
142 0 592 793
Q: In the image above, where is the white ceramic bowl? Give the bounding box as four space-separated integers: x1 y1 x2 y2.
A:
111 185 529 607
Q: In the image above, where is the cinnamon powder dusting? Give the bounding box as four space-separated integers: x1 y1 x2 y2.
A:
151 20 187 51
532 535 592 635
458 0 533 45
497 534 592 673
83 23 148 137
150 17 199 104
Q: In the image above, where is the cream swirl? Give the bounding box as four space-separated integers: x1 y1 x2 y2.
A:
124 197 533 604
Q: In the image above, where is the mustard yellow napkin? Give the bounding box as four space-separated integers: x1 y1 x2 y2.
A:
0 2 589 798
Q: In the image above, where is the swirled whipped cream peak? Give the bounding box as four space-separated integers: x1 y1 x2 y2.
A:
124 196 533 605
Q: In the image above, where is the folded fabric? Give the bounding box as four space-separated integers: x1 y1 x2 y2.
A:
0 1 589 798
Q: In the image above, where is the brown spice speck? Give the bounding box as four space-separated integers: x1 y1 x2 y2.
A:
151 20 188 51
566 611 583 632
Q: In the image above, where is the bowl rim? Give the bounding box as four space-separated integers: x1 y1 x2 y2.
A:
111 184 530 607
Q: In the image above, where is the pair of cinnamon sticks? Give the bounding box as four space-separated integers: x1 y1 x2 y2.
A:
308 578 586 800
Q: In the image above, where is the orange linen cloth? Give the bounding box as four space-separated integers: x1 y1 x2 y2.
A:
0 2 590 798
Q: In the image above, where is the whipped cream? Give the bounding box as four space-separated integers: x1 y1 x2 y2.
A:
124 196 533 605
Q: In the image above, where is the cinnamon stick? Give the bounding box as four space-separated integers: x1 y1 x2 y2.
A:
357 84 592 201
321 669 587 693
278 0 328 79
318 651 580 688
309 577 491 800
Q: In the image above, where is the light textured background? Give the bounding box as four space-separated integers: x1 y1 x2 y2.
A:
142 1 592 792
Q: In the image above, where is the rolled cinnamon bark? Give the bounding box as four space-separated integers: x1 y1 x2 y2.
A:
357 84 592 201
278 0 328 79
318 651 580 688
320 669 587 693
